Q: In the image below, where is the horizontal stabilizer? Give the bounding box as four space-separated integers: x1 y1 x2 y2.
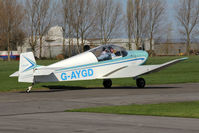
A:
34 68 53 76
9 71 19 77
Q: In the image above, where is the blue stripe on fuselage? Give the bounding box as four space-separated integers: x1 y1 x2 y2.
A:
55 50 148 73
56 57 146 73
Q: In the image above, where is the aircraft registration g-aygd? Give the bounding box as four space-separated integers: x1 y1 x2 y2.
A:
10 44 188 92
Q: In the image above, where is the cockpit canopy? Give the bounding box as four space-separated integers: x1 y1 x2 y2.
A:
89 44 128 61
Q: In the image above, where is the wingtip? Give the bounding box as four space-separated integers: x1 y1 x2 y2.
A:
180 57 189 60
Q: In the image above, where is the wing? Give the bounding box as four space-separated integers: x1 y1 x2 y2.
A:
137 57 188 76
101 57 188 79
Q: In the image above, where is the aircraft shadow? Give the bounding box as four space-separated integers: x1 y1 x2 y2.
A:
19 86 87 93
19 85 179 93
24 85 179 93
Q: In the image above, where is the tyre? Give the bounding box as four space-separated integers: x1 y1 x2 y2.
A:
103 79 112 88
136 78 145 88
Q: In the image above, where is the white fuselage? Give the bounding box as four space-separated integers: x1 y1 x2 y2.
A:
34 50 148 83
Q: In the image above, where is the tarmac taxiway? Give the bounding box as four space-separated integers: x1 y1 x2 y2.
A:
0 83 199 133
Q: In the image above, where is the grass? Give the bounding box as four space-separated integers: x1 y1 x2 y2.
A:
66 101 199 119
0 56 198 91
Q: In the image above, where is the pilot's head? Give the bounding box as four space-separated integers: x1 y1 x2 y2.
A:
103 47 109 52
108 46 114 53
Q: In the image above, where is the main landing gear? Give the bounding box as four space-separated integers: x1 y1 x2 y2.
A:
103 79 112 88
136 78 146 88
102 78 146 88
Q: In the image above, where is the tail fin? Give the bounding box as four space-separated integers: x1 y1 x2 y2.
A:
18 52 36 83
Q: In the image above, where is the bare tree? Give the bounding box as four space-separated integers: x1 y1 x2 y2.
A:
61 0 68 57
61 0 97 55
37 0 55 58
126 0 165 52
25 0 40 56
0 0 6 50
0 0 24 61
71 0 81 53
126 0 134 50
25 0 55 58
126 0 148 50
176 0 199 55
146 0 166 56
13 29 26 53
78 0 96 52
165 23 173 55
61 0 76 57
96 0 123 44
62 0 82 55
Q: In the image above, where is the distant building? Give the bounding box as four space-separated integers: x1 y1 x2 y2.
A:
87 38 154 51
19 26 154 59
154 39 199 55
0 51 19 60
15 25 156 59
19 26 90 58
2 25 199 60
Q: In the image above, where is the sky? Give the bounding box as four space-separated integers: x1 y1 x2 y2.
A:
167 0 179 38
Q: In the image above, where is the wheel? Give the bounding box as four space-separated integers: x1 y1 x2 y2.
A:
136 78 145 88
103 79 112 88
26 86 32 93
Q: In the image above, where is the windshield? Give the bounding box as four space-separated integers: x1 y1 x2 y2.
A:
89 44 128 61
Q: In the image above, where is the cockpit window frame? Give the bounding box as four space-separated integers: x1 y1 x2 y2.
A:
89 44 128 61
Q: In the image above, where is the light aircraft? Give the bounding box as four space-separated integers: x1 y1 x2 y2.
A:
10 44 188 92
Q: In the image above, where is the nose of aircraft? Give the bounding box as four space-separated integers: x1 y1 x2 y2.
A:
128 50 148 59
127 50 148 65
142 51 149 59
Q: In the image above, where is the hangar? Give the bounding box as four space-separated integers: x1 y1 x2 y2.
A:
18 26 91 58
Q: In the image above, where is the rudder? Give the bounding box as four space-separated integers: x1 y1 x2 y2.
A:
18 52 36 83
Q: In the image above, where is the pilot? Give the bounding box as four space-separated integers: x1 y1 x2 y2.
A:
109 46 116 58
97 47 111 61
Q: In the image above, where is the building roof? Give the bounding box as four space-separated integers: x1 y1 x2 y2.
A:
46 25 63 41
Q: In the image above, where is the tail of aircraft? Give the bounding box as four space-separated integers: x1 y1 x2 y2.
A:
18 52 37 83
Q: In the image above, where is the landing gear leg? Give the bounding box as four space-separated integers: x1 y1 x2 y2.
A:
26 83 34 93
103 79 112 88
136 78 146 88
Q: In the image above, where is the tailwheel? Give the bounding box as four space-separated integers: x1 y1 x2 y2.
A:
136 78 146 88
26 83 34 93
103 79 112 88
26 86 32 93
